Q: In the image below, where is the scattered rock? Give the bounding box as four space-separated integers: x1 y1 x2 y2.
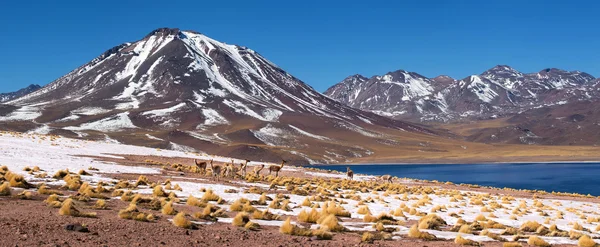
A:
64 223 89 233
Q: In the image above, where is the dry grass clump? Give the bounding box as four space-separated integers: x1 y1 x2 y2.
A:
201 189 221 202
251 209 280 221
94 199 108 209
280 217 312 236
480 229 507 242
244 221 261 231
244 186 265 194
357 205 371 215
312 229 333 240
319 214 346 232
153 185 167 197
78 170 90 176
408 224 437 240
0 182 11 196
418 214 447 230
44 194 63 208
173 212 193 229
573 222 585 231
323 201 351 217
161 201 177 215
78 183 107 199
186 195 207 207
475 214 487 221
362 232 375 243
519 221 542 232
63 174 82 190
52 169 69 179
458 224 473 234
135 175 149 187
59 198 96 218
578 235 597 247
298 208 320 223
193 204 225 221
118 204 155 222
455 234 481 246
16 191 33 200
233 212 250 227
4 171 32 189
527 236 551 247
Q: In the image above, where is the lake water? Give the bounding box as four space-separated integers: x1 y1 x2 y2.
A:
309 163 600 196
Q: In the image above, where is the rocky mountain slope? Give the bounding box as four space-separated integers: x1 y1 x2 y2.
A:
0 28 441 164
326 66 598 122
0 84 41 103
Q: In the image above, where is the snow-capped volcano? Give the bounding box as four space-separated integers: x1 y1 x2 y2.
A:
326 65 597 122
2 28 436 164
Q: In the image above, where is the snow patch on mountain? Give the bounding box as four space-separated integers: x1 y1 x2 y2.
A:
289 125 331 141
0 106 41 121
64 112 137 132
201 108 229 126
142 103 187 118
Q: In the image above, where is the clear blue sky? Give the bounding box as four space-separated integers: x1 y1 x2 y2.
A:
0 0 598 93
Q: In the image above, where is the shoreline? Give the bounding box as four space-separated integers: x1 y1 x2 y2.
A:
309 160 600 166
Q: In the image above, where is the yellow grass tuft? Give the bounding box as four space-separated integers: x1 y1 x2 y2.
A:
301 197 311 207
173 212 193 229
118 204 154 222
16 191 33 200
52 169 69 179
527 236 551 247
362 232 375 243
201 189 221 202
186 195 206 207
312 229 333 240
455 234 481 246
230 199 245 211
44 194 62 208
578 235 597 247
280 217 312 236
475 214 487 221
251 209 280 221
153 185 167 197
233 212 250 227
418 214 447 230
244 221 260 231
357 205 371 215
573 222 585 231
0 182 11 196
519 220 542 232
393 207 406 217
408 224 437 240
78 169 90 176
59 198 96 218
94 199 108 209
161 201 177 215
459 224 473 234
364 212 378 223
319 214 345 232
298 208 320 223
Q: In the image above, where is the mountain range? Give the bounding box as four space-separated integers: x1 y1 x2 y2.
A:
0 84 41 103
0 28 442 164
2 28 600 163
325 66 598 122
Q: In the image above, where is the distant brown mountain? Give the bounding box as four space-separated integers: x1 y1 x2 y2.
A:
0 84 41 103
